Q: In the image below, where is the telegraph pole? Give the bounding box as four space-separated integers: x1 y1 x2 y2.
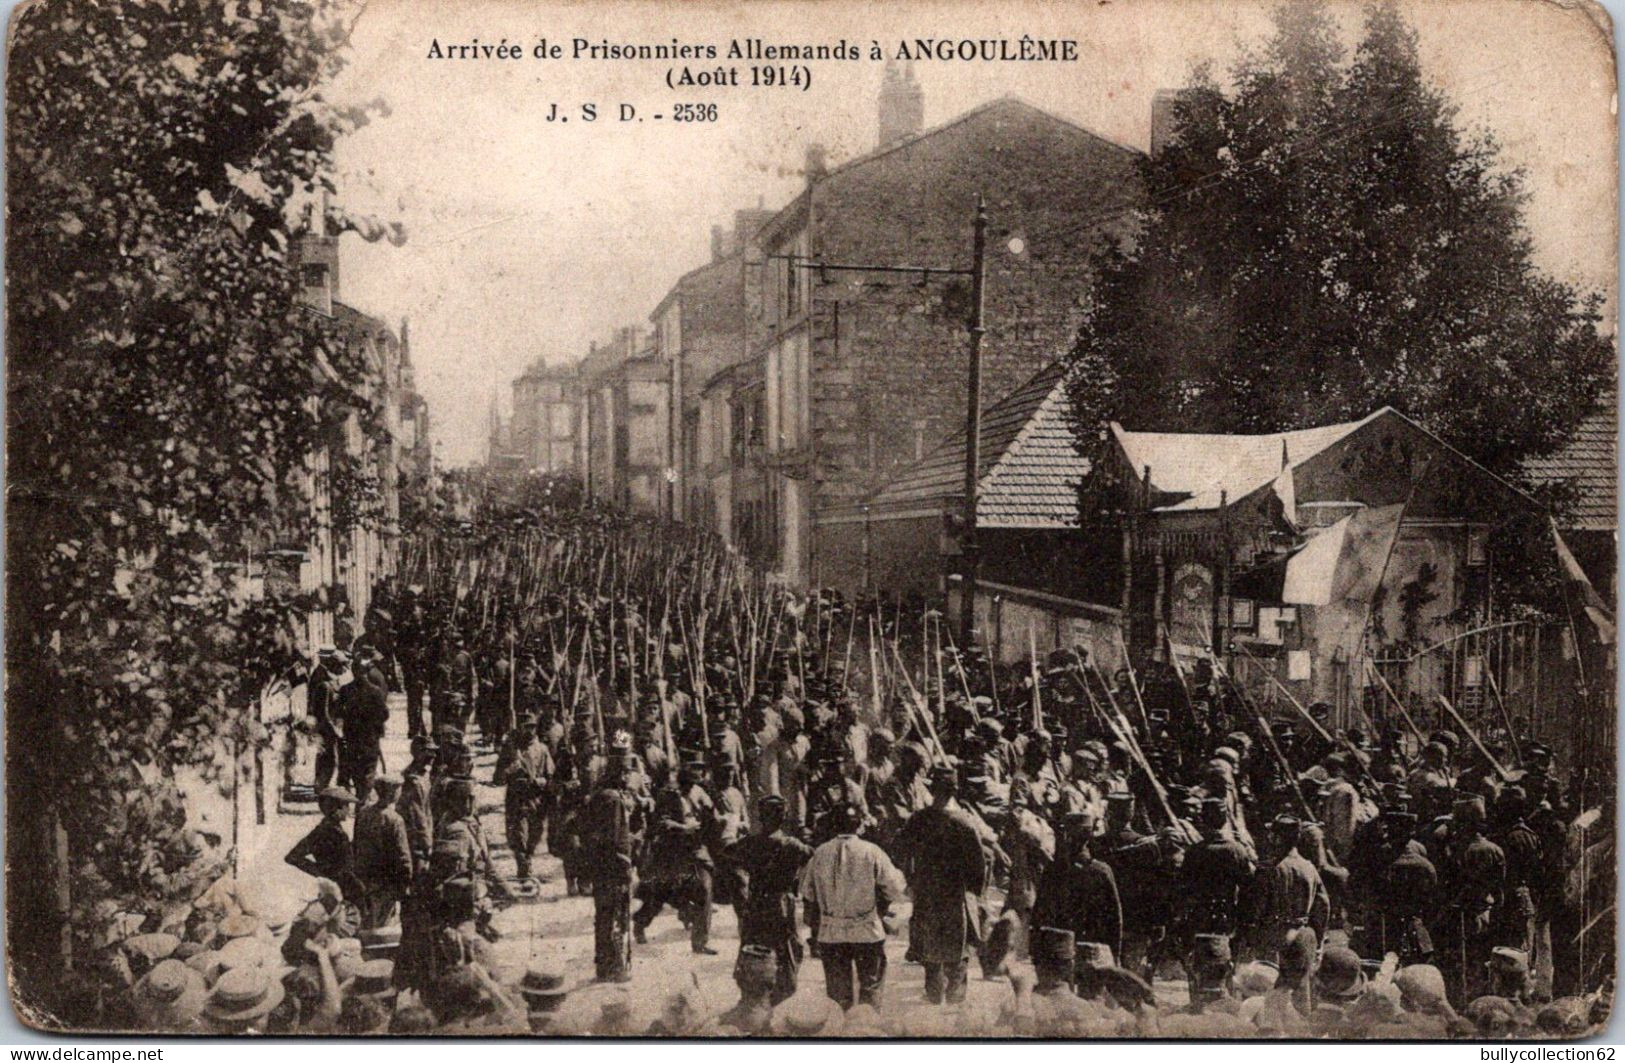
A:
958 195 988 650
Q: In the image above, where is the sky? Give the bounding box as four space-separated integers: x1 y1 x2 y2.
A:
325 0 1618 466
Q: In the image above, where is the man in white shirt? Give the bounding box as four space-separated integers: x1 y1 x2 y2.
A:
798 801 908 1010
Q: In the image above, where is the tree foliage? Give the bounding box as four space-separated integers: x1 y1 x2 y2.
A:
1065 1 1613 483
6 0 393 1005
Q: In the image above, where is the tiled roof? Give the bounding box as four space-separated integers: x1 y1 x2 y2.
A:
1113 412 1383 512
866 361 1086 527
979 369 1088 527
1525 389 1618 532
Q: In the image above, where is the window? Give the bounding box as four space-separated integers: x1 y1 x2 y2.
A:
784 256 800 317
302 264 327 288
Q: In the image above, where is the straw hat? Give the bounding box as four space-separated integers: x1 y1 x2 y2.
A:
203 966 286 1026
771 990 846 1036
122 932 181 979
1394 965 1448 1012
130 959 207 1029
1315 947 1366 1002
518 961 569 1009
1234 960 1280 997
214 935 271 973
350 959 398 1002
218 913 262 941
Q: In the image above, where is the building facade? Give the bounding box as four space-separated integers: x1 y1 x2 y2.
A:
740 95 1143 586
578 327 670 512
651 208 773 526
511 359 582 476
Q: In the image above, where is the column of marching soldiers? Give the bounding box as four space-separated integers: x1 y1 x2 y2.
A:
267 503 1610 1036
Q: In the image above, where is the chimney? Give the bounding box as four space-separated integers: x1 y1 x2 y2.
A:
711 224 725 263
1150 88 1185 157
294 199 340 315
733 208 774 251
877 59 924 148
804 143 828 180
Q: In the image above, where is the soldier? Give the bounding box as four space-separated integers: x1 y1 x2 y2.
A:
339 648 390 800
428 776 500 943
1493 785 1540 957
1033 811 1123 967
799 801 908 1010
554 719 603 896
1318 753 1361 863
996 778 1056 965
395 589 430 739
1258 815 1330 962
708 756 749 922
1177 798 1258 964
353 775 412 929
1438 795 1506 1003
633 756 717 954
1408 742 1455 821
1099 793 1167 976
394 742 438 994
805 752 869 845
495 714 554 881
479 651 512 750
582 739 641 982
870 741 931 852
398 735 437 868
730 794 813 1004
897 764 990 1005
307 649 349 792
1374 808 1440 964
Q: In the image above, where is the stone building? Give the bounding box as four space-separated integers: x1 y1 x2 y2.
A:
511 359 582 476
651 208 773 524
739 93 1144 586
290 219 425 645
579 326 670 512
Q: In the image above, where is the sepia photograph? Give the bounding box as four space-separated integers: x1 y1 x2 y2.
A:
3 0 1619 1041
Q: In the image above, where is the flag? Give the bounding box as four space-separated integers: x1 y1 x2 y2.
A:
1282 517 1349 606
1552 517 1615 645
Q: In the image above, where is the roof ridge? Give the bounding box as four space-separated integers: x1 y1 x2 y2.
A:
814 96 1143 190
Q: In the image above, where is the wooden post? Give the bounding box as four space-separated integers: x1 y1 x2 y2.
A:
958 195 988 651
